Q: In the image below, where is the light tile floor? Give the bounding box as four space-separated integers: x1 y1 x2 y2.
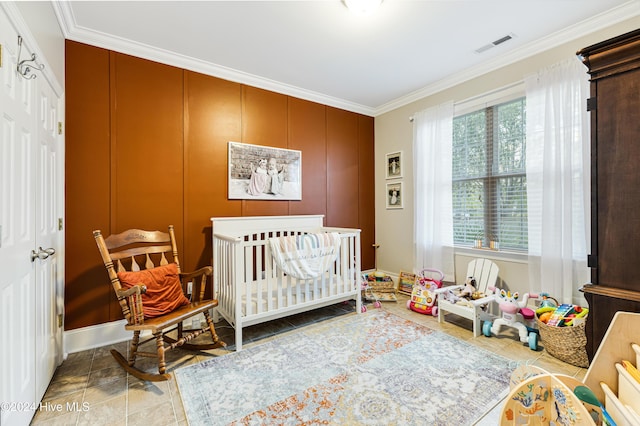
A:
32 295 586 425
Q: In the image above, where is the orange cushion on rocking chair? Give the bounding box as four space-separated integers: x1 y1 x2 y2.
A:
117 263 189 318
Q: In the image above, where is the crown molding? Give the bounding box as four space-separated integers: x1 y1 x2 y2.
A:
373 0 640 116
53 2 375 117
53 1 638 118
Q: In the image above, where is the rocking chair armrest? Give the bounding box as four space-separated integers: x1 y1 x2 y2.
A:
115 284 146 326
180 266 213 302
179 266 213 282
116 284 147 298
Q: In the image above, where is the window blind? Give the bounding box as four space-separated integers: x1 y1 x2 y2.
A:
452 98 527 250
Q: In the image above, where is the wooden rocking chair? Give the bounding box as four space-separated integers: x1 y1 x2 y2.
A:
93 225 225 381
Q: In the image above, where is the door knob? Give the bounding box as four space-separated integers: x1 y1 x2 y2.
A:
30 246 56 262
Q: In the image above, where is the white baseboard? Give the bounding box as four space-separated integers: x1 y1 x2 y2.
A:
63 314 208 356
63 319 133 356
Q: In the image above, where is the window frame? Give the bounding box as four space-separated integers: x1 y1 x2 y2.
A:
452 92 528 252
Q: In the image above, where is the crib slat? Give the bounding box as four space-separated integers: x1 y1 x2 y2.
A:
276 264 284 310
340 236 347 294
322 268 328 299
244 242 253 317
266 243 274 312
225 241 232 311
256 239 263 315
287 272 293 308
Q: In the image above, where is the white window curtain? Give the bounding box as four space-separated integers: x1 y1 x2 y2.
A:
413 101 455 281
525 58 590 305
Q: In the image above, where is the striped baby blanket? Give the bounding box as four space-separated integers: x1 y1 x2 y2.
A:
269 232 341 279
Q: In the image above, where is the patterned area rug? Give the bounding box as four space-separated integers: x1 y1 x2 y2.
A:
175 310 513 425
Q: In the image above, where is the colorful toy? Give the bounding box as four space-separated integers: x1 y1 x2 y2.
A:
538 292 559 309
406 268 443 316
535 303 558 324
539 303 589 327
459 277 476 298
360 277 382 312
546 303 575 327
537 310 553 324
565 306 588 326
482 286 539 350
438 276 488 308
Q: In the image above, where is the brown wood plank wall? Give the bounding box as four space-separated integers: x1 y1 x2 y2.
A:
65 40 375 330
358 115 376 268
65 42 111 328
326 108 360 228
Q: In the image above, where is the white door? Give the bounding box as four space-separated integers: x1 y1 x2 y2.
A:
0 7 62 426
34 77 62 402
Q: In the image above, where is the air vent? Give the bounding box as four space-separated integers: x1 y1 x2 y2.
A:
475 33 516 54
492 34 513 46
475 44 494 54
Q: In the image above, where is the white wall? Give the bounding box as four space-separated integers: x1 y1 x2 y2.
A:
15 1 65 88
374 16 640 298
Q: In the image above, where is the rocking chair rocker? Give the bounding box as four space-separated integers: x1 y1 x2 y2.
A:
93 225 225 381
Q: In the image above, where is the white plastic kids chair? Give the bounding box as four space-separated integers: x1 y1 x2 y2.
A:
434 258 499 337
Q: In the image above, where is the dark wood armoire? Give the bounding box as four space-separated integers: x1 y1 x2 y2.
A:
578 29 640 362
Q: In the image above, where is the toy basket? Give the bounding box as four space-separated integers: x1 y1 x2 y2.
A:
362 274 397 306
536 316 589 368
366 276 396 293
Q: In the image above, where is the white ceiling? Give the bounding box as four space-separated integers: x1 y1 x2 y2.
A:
54 0 639 116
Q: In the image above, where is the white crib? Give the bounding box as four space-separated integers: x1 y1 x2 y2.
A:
211 215 362 351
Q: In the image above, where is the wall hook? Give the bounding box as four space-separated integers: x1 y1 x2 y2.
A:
16 35 44 80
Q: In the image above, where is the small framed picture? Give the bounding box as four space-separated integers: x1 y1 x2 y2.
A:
386 181 403 209
398 271 417 295
385 151 402 179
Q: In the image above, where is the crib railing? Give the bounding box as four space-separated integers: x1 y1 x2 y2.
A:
212 227 361 332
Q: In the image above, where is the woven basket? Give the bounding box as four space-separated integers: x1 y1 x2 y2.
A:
536 316 589 368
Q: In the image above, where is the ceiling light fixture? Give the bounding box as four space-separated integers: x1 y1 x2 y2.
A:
343 0 383 16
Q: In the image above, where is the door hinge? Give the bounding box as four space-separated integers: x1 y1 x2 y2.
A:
58 122 63 135
58 218 63 231
587 97 597 111
57 314 63 328
588 254 597 268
